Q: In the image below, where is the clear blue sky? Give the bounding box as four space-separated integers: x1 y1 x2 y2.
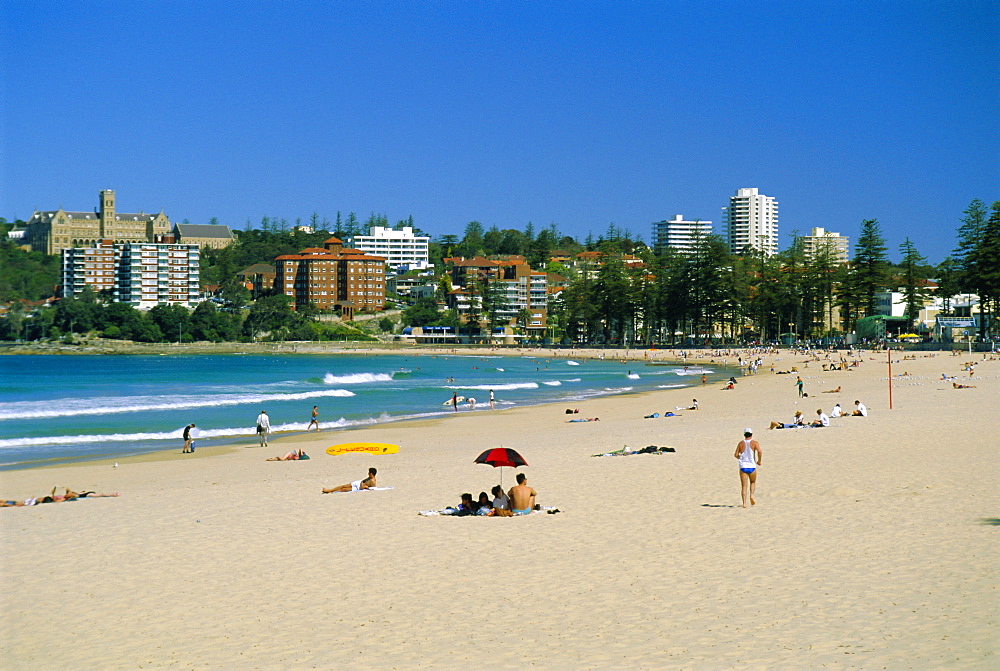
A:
2 1 997 263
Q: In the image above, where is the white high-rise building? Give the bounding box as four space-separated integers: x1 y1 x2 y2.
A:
61 239 201 309
800 227 850 264
347 226 431 272
651 215 713 253
722 188 779 256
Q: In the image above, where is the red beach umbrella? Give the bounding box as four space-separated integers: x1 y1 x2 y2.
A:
474 447 527 489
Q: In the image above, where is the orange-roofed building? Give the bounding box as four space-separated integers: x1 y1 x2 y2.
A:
274 237 386 319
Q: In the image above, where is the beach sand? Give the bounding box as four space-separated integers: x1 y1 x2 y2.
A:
1 349 997 668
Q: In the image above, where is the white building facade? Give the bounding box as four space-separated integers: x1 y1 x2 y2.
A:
722 188 779 256
61 240 202 309
347 226 431 272
800 227 850 264
651 215 713 253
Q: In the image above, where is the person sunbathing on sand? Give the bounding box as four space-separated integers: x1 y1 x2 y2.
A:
2 488 119 506
822 386 841 393
267 449 307 461
322 467 377 493
953 382 976 389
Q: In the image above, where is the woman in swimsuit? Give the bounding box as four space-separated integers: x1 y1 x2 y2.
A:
734 429 762 509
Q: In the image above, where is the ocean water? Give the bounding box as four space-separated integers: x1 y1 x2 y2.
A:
0 353 721 470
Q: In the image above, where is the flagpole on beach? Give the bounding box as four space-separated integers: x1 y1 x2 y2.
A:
887 348 893 410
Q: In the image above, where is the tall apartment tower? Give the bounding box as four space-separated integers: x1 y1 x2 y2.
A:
61 239 201 309
722 188 779 256
651 215 713 254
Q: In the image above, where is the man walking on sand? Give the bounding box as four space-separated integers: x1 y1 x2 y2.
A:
734 428 762 508
256 410 270 447
308 405 320 432
508 473 537 515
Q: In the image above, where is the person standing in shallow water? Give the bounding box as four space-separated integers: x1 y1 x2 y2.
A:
734 428 762 508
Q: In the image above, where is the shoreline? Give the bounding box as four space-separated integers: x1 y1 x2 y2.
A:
4 377 697 473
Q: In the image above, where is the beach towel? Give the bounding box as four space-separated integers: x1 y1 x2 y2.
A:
419 506 558 517
592 446 676 457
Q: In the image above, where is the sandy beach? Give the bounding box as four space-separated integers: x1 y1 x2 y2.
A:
2 348 997 669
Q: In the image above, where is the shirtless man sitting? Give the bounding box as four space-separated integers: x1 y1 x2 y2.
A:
507 473 537 515
322 467 377 493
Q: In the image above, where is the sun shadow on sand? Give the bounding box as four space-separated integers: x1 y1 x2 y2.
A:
701 503 740 508
977 518 1000 526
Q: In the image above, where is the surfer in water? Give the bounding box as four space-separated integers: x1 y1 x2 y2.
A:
322 468 377 493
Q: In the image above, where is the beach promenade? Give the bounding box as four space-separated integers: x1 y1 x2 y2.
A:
1 348 997 668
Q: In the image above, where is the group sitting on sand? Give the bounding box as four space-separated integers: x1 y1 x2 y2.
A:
769 410 806 429
431 474 545 517
3 487 119 507
769 408 830 429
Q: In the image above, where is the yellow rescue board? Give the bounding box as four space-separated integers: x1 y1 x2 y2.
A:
326 442 399 456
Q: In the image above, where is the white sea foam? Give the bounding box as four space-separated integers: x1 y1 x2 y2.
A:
0 417 371 449
444 383 538 391
627 373 640 379
566 361 580 366
657 384 687 389
542 380 562 386
674 367 712 376
323 372 394 384
566 378 581 382
0 389 356 421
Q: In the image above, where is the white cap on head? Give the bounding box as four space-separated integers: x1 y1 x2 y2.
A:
744 427 753 434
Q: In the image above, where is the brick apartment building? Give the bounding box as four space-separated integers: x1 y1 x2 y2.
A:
274 237 386 319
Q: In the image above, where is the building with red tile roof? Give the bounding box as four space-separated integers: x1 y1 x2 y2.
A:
274 237 386 319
